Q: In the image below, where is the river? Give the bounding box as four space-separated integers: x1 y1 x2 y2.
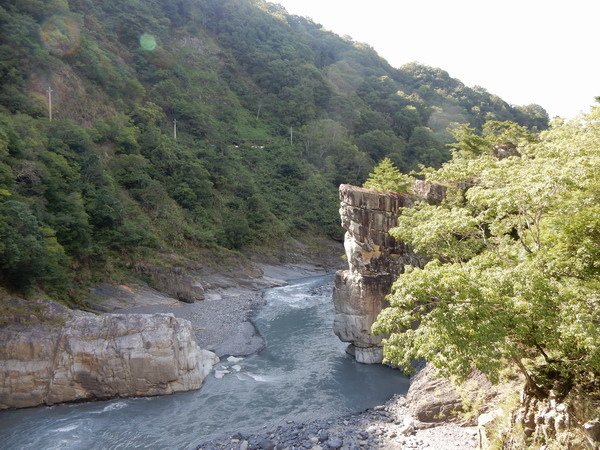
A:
0 275 409 449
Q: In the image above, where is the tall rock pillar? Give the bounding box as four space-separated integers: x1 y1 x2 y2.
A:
332 184 422 364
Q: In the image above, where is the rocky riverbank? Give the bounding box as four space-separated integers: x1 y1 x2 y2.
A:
196 393 478 450
87 235 344 357
98 263 332 357
195 359 497 450
0 236 343 411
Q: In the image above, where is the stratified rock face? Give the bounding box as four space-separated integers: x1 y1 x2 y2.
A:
333 184 423 364
509 390 595 448
0 299 218 409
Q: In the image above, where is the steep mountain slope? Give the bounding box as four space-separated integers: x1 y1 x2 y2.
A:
0 0 548 298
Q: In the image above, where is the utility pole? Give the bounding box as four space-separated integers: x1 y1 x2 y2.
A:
47 86 53 121
173 118 177 141
290 126 293 145
256 104 261 121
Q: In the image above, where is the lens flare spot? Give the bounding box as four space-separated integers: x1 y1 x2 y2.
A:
139 33 157 51
40 15 81 57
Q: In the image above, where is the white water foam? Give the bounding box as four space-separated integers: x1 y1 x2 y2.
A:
54 423 79 433
102 401 127 412
245 372 279 383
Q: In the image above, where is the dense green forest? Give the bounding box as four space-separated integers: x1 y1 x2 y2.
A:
0 0 548 299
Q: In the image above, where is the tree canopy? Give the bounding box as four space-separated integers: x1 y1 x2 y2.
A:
373 111 600 398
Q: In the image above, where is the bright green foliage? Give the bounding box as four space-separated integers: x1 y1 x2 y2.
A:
373 110 600 396
392 206 484 263
364 158 413 193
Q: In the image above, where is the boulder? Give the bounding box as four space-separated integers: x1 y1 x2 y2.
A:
584 419 600 446
136 263 205 303
0 298 218 409
406 363 496 426
407 363 464 424
477 409 503 449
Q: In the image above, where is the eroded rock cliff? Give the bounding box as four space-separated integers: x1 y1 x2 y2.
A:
332 184 424 364
0 299 218 409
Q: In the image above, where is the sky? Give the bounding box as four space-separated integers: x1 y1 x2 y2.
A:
275 0 599 118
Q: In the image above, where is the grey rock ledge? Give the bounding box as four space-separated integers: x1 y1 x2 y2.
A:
0 299 218 409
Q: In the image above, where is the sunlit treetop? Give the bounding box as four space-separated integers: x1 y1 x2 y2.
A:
373 108 600 398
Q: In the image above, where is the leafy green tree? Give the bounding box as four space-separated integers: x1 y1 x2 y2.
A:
373 111 600 398
364 158 413 193
218 205 251 250
514 104 550 131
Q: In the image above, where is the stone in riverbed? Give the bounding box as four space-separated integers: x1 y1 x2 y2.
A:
227 356 244 363
257 438 275 450
327 437 343 449
214 370 230 379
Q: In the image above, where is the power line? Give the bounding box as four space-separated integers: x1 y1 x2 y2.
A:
47 86 53 121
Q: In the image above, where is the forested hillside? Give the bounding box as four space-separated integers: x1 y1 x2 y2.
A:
0 0 548 299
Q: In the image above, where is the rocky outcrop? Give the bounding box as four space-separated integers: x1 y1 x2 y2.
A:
407 364 465 424
136 263 205 303
0 298 218 409
407 363 497 427
499 390 600 449
513 392 573 443
474 383 600 449
332 184 424 364
413 179 446 204
333 181 451 363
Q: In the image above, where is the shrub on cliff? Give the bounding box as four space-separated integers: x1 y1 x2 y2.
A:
363 158 413 193
0 200 69 294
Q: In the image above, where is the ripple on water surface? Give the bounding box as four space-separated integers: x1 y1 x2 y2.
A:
0 275 409 449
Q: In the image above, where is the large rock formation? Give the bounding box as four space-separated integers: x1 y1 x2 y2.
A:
332 184 424 364
0 299 218 409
